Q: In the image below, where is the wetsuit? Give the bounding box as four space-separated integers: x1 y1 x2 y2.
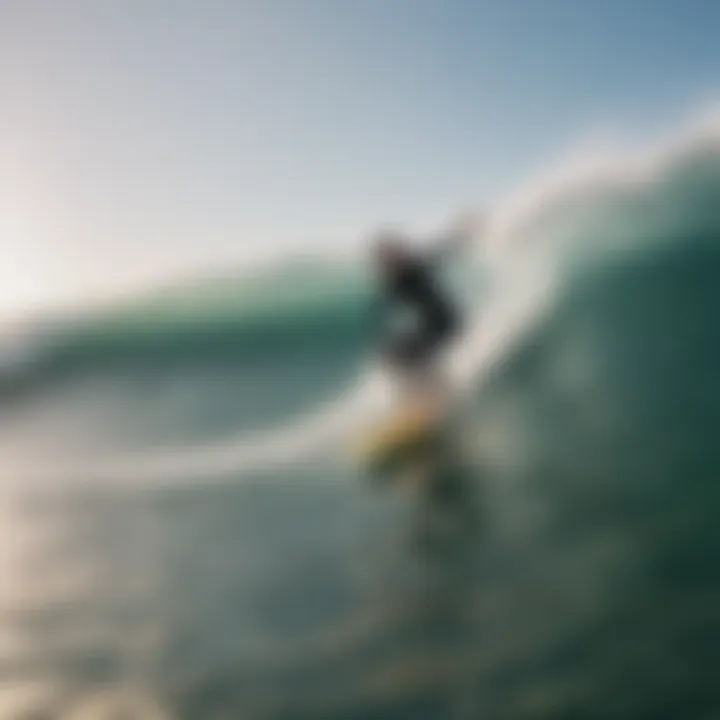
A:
379 257 460 368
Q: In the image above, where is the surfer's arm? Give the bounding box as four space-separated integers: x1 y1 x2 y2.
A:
427 233 469 266
426 213 483 266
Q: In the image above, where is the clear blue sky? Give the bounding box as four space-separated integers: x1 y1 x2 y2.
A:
1 0 719 314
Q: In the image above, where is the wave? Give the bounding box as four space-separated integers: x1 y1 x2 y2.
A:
9 112 720 487
0 261 375 393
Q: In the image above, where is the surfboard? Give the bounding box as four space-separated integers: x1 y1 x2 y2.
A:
353 398 445 475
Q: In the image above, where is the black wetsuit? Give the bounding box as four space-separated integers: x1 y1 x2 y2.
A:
379 257 459 367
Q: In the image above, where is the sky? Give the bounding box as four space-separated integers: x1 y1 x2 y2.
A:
1 0 720 317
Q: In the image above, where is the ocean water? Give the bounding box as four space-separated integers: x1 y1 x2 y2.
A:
2 128 720 718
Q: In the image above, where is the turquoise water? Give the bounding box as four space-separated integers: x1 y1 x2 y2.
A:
2 134 720 718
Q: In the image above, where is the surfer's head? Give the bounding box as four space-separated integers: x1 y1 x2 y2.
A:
372 231 411 275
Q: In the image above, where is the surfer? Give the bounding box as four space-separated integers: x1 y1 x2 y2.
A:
362 221 481 557
364 224 480 555
372 228 469 377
